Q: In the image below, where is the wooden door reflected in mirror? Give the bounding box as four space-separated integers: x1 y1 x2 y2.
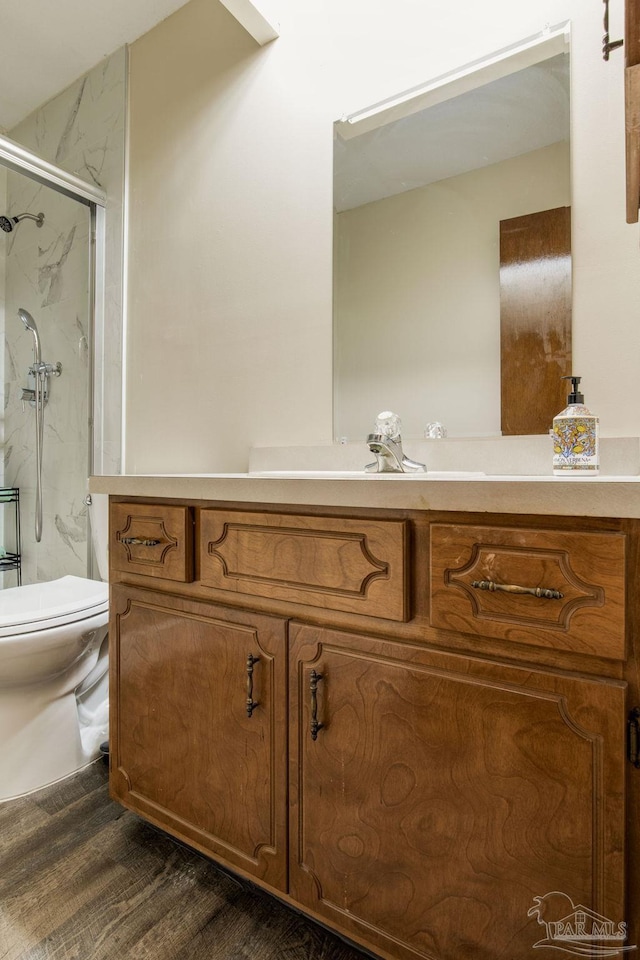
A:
500 206 572 435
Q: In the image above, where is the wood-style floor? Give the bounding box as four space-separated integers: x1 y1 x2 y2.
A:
0 760 369 960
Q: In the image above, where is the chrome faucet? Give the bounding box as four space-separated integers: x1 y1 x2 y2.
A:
365 412 426 473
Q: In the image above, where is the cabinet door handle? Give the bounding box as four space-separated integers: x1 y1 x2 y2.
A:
119 537 161 546
471 579 563 600
246 653 260 717
628 707 640 768
309 669 324 740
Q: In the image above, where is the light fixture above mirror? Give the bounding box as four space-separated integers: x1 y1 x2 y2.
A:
333 23 571 442
337 24 570 137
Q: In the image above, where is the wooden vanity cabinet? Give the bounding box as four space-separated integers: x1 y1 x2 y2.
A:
289 623 626 960
108 499 637 960
429 522 626 658
109 584 288 889
111 501 194 582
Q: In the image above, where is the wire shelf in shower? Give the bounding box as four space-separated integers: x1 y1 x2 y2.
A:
0 488 21 585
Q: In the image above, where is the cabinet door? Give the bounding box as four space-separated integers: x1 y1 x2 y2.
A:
110 585 287 890
290 624 627 960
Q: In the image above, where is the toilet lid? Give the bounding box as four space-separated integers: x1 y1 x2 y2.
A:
0 575 109 635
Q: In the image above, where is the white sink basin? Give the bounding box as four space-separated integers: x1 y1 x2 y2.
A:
250 470 486 479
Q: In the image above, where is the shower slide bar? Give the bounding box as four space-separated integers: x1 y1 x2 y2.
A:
18 309 62 544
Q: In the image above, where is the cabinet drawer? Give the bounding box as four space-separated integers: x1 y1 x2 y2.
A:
430 523 625 658
111 502 194 582
200 509 409 621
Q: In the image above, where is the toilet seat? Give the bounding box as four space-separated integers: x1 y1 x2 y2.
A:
0 575 109 636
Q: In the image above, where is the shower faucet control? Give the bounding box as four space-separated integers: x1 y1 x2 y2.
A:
21 362 62 410
29 360 62 378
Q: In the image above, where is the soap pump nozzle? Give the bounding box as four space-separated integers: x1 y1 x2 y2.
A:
562 375 584 405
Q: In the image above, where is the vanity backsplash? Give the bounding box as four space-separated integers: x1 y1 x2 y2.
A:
249 435 640 477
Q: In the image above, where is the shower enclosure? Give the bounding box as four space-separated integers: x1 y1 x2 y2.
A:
0 137 106 585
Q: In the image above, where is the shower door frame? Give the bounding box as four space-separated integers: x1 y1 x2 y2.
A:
0 133 108 575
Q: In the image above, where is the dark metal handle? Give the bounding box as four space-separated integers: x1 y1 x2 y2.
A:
120 537 161 546
246 654 260 717
309 669 324 740
603 0 623 60
471 579 563 600
629 707 640 768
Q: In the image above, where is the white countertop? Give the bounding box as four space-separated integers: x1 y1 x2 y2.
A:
89 472 640 519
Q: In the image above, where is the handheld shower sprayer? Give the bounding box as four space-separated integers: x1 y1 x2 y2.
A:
0 212 45 233
18 308 41 365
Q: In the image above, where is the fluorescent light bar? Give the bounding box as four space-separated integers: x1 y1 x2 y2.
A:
337 22 570 140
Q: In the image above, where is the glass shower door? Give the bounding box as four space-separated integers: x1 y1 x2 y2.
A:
1 164 92 584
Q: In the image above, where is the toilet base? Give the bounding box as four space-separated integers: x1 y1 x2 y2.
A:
0 631 109 802
0 577 110 801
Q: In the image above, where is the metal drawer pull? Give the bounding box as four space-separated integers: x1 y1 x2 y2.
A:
309 669 324 740
246 654 260 717
471 579 563 600
120 537 161 546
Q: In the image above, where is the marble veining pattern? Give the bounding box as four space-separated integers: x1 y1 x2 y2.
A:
4 186 90 583
2 48 125 583
0 170 5 553
54 78 87 167
12 44 125 480
38 227 78 306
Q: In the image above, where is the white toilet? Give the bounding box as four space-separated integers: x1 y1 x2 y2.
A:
0 495 110 802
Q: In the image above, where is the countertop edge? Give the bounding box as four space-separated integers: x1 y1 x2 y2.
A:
88 474 640 519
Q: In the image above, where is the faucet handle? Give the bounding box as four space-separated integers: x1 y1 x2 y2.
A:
375 411 402 439
425 421 448 439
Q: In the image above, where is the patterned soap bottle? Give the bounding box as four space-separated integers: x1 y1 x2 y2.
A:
552 376 599 476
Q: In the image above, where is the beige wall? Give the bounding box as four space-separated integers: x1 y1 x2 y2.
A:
127 0 333 472
335 143 571 440
127 0 638 472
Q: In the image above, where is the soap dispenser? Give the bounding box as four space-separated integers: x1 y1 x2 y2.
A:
552 376 599 476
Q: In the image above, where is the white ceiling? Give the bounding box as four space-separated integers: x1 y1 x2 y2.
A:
0 0 194 131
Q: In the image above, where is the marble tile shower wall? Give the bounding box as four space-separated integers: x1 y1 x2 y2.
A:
4 48 126 583
4 186 90 582
0 166 6 554
0 166 5 459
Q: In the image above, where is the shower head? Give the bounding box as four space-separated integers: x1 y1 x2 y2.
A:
0 212 44 233
18 308 42 365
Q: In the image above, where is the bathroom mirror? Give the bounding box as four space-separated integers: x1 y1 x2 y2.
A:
333 27 571 441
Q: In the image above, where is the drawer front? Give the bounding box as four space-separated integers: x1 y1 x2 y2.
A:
200 510 409 621
430 523 625 658
111 502 194 582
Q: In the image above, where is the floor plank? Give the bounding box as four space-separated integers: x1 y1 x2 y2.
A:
0 761 370 960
